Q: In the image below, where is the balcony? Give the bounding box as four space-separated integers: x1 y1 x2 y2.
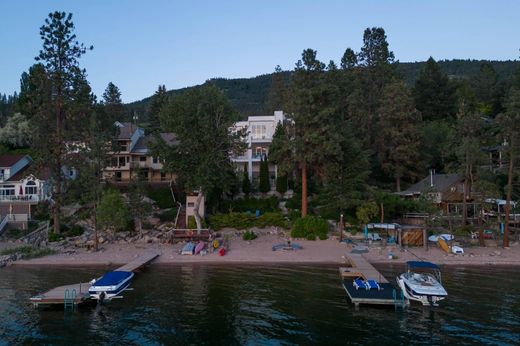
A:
0 195 42 203
0 173 10 182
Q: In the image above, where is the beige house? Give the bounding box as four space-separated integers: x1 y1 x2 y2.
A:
103 122 176 184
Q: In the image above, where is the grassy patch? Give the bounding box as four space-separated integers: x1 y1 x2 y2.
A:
209 212 288 231
0 245 56 259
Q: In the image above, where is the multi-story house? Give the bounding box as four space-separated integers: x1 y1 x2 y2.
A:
103 122 176 184
0 154 51 224
231 111 285 184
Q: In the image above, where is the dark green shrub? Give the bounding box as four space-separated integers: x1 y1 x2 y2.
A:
209 212 288 230
291 216 328 240
33 202 50 221
48 232 61 242
242 163 251 195
187 216 207 229
67 225 84 237
285 193 301 210
276 174 288 194
158 208 178 222
147 187 174 209
219 197 279 213
242 230 258 240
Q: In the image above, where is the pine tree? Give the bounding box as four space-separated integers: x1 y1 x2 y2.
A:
33 12 92 234
147 84 167 132
340 48 357 69
473 63 500 116
259 154 270 193
376 80 422 192
265 65 287 112
102 82 124 121
242 163 251 195
497 88 520 247
413 57 457 121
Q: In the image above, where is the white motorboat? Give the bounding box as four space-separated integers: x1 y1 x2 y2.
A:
397 261 447 306
89 271 134 301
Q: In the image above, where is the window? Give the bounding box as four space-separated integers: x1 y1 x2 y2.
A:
160 172 166 180
118 157 126 167
153 156 159 164
188 202 194 207
119 141 128 151
251 124 267 139
25 181 38 195
0 185 15 197
140 156 147 162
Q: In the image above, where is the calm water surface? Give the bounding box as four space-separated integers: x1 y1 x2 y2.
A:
0 264 519 345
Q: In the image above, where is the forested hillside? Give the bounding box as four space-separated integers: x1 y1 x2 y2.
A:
125 59 518 119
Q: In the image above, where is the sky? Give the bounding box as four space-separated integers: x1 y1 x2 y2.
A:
0 0 519 103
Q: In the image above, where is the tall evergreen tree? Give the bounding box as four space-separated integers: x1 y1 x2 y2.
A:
102 82 124 121
347 27 395 150
452 93 486 225
259 154 270 193
242 163 251 195
340 48 357 70
265 65 287 112
413 57 457 121
473 63 500 116
497 88 520 247
147 84 167 132
33 12 92 234
273 49 345 217
376 80 422 191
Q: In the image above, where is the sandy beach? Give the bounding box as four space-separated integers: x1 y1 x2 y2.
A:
8 234 520 267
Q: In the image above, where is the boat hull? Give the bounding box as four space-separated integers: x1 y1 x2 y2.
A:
397 274 447 307
89 272 134 301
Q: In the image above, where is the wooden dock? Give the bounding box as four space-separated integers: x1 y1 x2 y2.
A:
30 252 160 307
339 254 406 308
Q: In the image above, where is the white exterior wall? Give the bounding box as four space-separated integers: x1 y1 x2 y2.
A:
230 111 285 182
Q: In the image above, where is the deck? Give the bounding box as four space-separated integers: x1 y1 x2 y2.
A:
29 252 160 307
339 254 406 308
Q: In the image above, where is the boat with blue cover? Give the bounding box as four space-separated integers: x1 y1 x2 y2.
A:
89 271 134 301
397 261 447 306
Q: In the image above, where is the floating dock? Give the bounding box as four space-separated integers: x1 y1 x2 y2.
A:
340 254 407 308
30 252 160 308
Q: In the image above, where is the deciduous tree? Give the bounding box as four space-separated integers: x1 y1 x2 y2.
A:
157 84 245 232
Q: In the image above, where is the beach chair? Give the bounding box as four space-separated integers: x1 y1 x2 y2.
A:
353 278 367 290
366 279 381 290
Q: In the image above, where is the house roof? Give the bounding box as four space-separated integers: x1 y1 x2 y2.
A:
398 173 462 196
116 122 139 139
131 133 178 154
0 154 27 168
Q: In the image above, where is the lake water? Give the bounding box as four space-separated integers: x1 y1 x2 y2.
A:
0 264 518 345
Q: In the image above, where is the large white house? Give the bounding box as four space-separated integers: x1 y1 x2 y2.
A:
0 154 51 223
231 111 285 183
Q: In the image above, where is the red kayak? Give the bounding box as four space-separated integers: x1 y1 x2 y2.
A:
218 248 226 256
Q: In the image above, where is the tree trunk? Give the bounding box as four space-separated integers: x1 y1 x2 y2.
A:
395 176 401 192
193 189 203 234
301 163 307 218
462 161 469 226
54 91 62 235
504 140 514 248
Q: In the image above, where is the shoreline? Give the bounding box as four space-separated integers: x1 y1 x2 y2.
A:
6 234 520 268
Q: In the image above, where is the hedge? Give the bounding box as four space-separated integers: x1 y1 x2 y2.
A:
208 212 288 231
291 216 328 240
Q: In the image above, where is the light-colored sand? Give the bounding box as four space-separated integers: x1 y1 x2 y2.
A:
8 234 520 267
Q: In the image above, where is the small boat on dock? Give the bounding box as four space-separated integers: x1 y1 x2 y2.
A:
397 261 447 306
89 271 134 301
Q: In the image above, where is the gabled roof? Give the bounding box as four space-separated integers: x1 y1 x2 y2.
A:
398 173 462 196
0 154 27 168
116 122 139 139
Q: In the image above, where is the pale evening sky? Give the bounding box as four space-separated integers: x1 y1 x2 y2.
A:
0 0 518 103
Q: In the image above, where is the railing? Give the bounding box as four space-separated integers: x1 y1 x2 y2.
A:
0 215 8 236
0 195 40 202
